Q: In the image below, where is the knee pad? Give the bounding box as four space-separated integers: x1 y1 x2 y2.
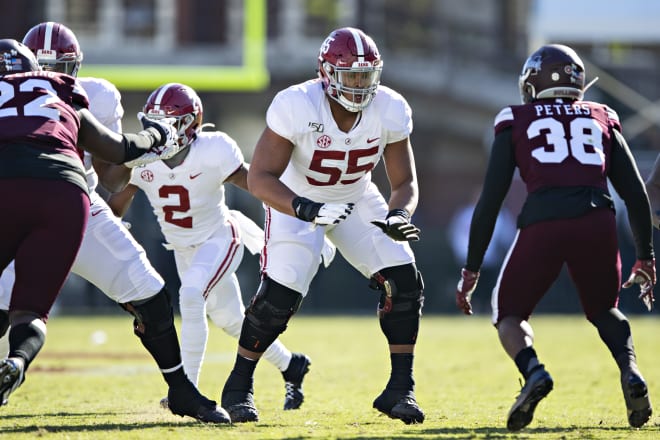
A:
121 287 174 341
371 264 424 345
239 277 302 352
0 309 8 338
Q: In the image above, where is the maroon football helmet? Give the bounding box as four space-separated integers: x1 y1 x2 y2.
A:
22 22 83 77
518 44 586 104
143 83 203 148
317 27 382 112
0 39 41 75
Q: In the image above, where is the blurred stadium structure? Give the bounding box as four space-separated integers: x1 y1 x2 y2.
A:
2 0 659 315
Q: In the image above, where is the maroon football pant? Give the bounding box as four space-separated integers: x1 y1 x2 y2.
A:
0 178 89 319
493 208 621 323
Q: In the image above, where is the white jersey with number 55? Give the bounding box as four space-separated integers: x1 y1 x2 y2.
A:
267 78 412 204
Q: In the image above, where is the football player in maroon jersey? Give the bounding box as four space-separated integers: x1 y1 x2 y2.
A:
455 44 654 430
1 22 231 423
0 39 226 421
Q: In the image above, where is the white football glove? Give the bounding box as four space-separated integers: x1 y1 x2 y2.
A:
292 196 354 225
124 113 181 168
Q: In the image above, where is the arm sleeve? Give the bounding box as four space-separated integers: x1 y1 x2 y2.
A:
608 128 654 259
122 128 163 162
465 128 517 271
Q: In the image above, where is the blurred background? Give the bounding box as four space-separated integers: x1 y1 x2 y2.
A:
4 0 660 316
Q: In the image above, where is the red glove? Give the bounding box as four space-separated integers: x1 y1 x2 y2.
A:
622 259 656 312
456 268 479 315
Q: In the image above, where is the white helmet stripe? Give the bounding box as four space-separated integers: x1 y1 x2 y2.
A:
152 83 178 111
348 28 365 62
43 21 55 51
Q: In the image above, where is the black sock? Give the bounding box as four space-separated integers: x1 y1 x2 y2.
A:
8 321 46 371
514 347 541 380
386 353 414 390
139 326 188 388
226 354 258 391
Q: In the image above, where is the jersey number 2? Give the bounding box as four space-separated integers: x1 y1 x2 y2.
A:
159 185 193 228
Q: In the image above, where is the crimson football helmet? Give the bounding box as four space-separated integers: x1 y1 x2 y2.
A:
518 44 586 104
22 22 83 77
0 39 41 75
317 27 382 112
143 83 203 148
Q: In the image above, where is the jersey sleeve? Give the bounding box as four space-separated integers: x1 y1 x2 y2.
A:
71 78 90 109
210 132 245 181
493 106 514 134
380 87 413 143
266 88 298 142
79 77 124 132
604 104 622 133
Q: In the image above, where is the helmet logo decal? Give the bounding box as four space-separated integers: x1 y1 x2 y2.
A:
1 49 22 71
551 72 560 81
316 135 332 149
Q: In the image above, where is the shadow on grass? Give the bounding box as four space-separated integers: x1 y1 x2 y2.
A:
0 410 233 433
325 424 656 439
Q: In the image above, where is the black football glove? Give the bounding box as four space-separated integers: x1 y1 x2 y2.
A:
371 209 420 241
292 196 354 225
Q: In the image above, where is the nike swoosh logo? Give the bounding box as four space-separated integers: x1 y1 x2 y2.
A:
190 173 202 179
367 137 380 143
91 211 102 217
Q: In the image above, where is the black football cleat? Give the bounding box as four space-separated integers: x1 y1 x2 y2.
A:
621 367 652 428
221 389 259 423
373 388 425 424
222 371 259 423
0 358 24 407
506 367 553 431
282 353 311 410
167 383 231 424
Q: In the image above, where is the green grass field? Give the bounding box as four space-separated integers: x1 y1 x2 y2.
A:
0 314 658 439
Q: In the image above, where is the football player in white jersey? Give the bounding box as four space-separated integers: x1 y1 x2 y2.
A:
106 82 315 412
0 22 230 423
219 27 425 425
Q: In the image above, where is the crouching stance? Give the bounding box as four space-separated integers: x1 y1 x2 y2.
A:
220 27 426 424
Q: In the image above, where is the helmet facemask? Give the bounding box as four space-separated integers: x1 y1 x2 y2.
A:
36 50 82 76
321 61 382 112
145 111 199 149
317 27 383 113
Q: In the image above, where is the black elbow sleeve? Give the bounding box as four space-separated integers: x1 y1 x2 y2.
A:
122 128 162 162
